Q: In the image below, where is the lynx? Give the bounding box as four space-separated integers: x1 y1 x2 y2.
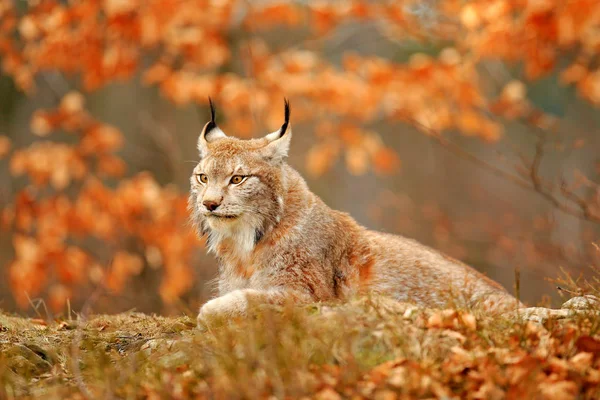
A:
189 100 521 326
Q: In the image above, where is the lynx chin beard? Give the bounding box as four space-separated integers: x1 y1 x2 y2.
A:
203 211 265 256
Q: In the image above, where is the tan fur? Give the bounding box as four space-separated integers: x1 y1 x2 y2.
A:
190 105 522 325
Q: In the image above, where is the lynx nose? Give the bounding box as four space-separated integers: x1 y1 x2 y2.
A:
203 200 220 212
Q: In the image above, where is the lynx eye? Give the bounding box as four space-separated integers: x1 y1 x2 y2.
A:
196 174 208 184
230 175 246 185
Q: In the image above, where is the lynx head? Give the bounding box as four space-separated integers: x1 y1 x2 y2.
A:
189 99 292 255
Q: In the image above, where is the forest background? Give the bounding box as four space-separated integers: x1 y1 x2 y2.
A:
1 0 599 316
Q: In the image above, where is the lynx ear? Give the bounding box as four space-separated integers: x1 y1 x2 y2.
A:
262 99 291 162
198 97 226 158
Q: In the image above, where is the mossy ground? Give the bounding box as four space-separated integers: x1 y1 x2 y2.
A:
1 297 599 399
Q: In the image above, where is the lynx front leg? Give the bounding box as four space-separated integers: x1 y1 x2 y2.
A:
197 289 306 328
198 289 259 324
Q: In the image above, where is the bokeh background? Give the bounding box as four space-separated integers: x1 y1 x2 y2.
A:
1 0 599 316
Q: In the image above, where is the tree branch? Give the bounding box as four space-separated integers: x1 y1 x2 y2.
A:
408 119 600 225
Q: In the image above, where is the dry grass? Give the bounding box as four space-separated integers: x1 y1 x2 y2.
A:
1 296 599 399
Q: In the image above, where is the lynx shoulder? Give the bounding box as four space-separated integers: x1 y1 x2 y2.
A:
189 100 521 325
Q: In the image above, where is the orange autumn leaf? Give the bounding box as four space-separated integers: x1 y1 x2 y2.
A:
372 147 401 175
576 336 600 354
306 142 340 177
159 262 194 303
97 155 127 177
457 111 483 136
345 146 369 176
30 112 53 136
48 284 71 312
0 135 11 158
106 251 144 292
244 4 302 30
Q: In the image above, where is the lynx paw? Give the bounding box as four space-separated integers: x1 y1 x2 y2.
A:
197 289 259 328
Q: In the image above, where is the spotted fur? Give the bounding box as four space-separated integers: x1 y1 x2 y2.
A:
190 101 522 325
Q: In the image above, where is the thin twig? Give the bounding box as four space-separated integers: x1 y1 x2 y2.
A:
408 118 600 225
560 179 594 220
70 286 105 400
410 119 532 189
138 110 181 179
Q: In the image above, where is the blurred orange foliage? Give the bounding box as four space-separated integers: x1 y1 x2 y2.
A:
0 0 599 310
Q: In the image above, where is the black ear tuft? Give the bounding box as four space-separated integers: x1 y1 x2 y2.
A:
280 98 290 138
206 97 217 134
208 97 216 122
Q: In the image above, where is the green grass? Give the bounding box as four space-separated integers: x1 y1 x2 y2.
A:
1 297 599 399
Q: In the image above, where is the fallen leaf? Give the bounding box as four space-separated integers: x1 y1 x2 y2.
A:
576 336 600 354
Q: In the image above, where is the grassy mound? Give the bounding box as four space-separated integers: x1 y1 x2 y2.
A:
1 297 599 399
